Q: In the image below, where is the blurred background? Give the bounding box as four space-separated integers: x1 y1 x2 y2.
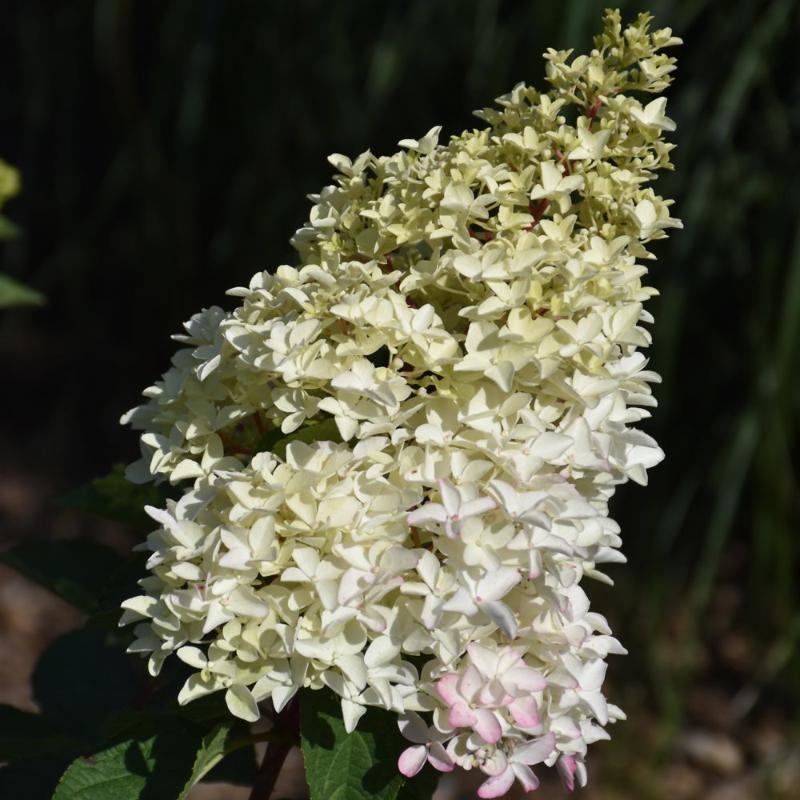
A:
1 0 799 797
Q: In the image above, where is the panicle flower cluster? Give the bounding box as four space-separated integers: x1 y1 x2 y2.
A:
121 11 681 795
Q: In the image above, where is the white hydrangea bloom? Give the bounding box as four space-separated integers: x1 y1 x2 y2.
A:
121 10 681 795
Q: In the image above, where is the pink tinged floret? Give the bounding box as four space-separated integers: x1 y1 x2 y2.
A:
458 664 484 699
527 549 543 579
473 708 503 744
396 711 455 777
476 736 554 795
511 763 540 793
479 685 513 707
398 745 427 777
438 668 504 743
477 768 515 798
448 702 477 728
509 696 540 728
557 754 578 791
494 647 523 672
436 672 460 704
444 702 502 744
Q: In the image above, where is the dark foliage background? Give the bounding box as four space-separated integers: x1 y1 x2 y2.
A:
1 0 799 797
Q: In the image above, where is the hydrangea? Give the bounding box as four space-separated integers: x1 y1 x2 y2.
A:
121 10 681 795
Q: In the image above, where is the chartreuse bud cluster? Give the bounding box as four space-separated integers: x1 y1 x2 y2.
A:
121 10 680 796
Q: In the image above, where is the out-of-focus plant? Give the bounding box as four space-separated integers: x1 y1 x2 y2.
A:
0 160 43 308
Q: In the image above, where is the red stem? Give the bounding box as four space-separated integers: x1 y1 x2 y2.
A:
526 198 550 231
253 412 265 436
553 146 571 175
586 96 603 125
468 225 494 242
248 699 300 800
219 430 254 456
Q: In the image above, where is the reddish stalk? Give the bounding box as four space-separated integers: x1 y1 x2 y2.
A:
468 225 494 242
248 699 300 800
526 198 550 231
219 430 254 456
553 146 572 175
253 412 265 436
586 95 603 125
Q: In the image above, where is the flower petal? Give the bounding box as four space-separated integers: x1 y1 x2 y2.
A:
225 684 260 723
557 755 578 792
474 708 502 744
438 479 461 517
505 665 547 692
427 742 455 772
509 696 540 728
478 567 521 601
460 496 497 519
407 503 446 526
481 600 518 638
398 712 429 745
477 767 515 799
512 732 556 765
398 745 427 777
458 664 484 701
436 673 460 705
511 762 540 792
448 702 477 728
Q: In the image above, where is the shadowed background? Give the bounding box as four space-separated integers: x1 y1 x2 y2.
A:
1 0 799 797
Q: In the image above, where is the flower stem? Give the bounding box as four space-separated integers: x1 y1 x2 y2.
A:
527 198 550 230
248 699 300 800
586 95 603 125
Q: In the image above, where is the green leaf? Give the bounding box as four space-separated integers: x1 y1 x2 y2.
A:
0 271 43 308
0 704 71 761
300 688 407 800
261 417 342 460
200 729 257 786
61 464 174 529
92 710 255 792
52 723 202 800
1 540 123 613
177 720 240 799
32 629 137 741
